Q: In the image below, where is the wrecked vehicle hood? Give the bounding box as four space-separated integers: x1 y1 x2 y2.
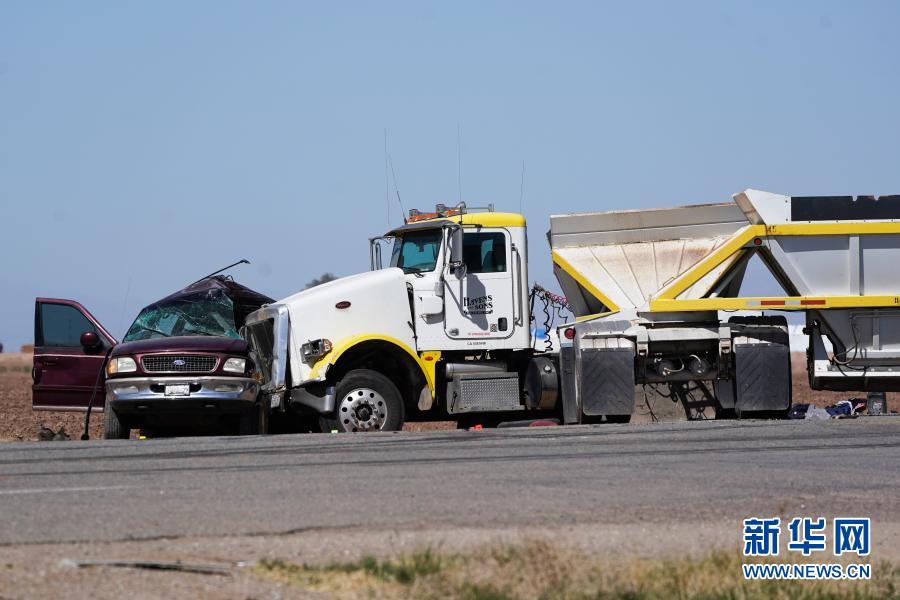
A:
111 335 249 358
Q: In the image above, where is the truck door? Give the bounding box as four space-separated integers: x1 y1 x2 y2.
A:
32 298 117 411
444 229 516 340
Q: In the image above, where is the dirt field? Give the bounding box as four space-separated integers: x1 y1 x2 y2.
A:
0 352 881 442
0 353 105 442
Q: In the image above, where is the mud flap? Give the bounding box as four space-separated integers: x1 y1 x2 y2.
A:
734 343 791 415
560 346 579 424
580 348 635 417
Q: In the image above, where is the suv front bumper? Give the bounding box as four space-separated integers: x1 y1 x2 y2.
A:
106 376 259 414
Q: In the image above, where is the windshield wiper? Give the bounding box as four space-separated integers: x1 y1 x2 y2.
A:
402 265 434 274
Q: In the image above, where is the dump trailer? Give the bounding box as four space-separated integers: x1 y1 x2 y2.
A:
551 189 900 423
244 189 899 432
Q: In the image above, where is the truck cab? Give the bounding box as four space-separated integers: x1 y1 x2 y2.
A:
377 207 531 352
245 204 556 432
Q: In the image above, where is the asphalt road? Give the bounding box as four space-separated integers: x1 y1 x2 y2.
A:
0 418 898 547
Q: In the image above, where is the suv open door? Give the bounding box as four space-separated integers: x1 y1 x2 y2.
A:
33 298 117 411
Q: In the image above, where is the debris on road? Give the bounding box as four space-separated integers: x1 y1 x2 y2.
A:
60 559 232 576
37 425 71 441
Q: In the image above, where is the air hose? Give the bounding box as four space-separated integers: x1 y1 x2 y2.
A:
81 347 114 440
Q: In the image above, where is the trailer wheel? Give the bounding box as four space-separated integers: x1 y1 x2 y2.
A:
103 397 130 440
579 413 631 425
578 413 604 425
320 369 404 433
605 414 631 424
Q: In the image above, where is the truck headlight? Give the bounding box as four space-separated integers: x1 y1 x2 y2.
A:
107 356 137 375
301 338 332 362
223 357 247 373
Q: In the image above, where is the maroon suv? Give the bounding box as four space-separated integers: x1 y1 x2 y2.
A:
33 276 273 438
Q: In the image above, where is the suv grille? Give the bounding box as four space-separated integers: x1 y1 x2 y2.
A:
141 354 217 373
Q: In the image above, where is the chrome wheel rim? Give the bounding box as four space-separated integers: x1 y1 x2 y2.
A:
338 387 387 432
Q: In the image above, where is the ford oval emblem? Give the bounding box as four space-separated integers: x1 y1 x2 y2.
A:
173 359 186 367
335 301 351 309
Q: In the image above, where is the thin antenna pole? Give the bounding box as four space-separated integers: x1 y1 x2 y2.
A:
117 275 132 338
457 122 462 205
384 129 390 226
192 259 250 284
388 154 406 221
519 160 526 214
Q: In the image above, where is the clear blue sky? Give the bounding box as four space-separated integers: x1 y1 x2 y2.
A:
2 1 899 350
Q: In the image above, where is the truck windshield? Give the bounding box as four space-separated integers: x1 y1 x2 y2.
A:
390 229 442 274
123 293 241 341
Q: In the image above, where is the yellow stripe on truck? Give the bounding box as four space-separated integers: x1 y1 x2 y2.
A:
550 250 621 314
651 295 900 312
309 334 439 397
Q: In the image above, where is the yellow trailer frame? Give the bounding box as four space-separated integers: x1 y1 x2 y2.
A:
650 223 900 312
552 221 900 316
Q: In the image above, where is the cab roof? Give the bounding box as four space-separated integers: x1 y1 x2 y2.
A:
385 212 526 236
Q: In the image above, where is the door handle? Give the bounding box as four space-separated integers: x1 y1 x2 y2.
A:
512 244 524 326
43 357 58 365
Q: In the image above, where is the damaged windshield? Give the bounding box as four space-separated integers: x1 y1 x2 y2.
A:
390 229 442 274
123 291 240 341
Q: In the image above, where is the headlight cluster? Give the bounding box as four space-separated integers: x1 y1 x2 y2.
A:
223 357 247 373
105 355 248 375
107 356 137 375
301 338 332 362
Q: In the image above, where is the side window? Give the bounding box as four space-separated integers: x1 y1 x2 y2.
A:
463 232 507 273
39 303 98 347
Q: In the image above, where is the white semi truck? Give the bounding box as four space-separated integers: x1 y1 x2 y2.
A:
244 190 900 431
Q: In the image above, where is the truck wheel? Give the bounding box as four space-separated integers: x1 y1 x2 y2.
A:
320 369 404 433
103 397 130 440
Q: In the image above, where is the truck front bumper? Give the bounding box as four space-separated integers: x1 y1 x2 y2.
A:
106 376 259 414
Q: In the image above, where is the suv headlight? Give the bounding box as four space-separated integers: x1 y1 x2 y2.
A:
301 338 332 362
223 357 247 373
107 356 137 375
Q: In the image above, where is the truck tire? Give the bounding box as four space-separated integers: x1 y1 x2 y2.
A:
103 397 130 440
320 369 404 433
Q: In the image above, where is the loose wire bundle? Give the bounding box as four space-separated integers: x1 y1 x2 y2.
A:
529 283 571 352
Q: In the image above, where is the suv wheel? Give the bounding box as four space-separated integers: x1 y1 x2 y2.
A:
103 397 130 440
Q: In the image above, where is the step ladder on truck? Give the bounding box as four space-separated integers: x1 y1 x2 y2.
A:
243 190 900 432
551 190 900 423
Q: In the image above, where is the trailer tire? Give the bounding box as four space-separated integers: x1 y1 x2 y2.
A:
578 412 630 424
103 397 130 440
320 369 404 433
579 413 604 425
605 414 631 424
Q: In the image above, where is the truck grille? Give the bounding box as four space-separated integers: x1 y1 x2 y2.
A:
141 355 217 373
245 319 275 385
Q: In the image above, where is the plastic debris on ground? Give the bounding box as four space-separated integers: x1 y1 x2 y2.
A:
788 398 868 420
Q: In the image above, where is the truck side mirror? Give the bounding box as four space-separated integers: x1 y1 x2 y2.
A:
80 331 101 351
448 227 465 273
373 242 383 270
369 237 386 270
